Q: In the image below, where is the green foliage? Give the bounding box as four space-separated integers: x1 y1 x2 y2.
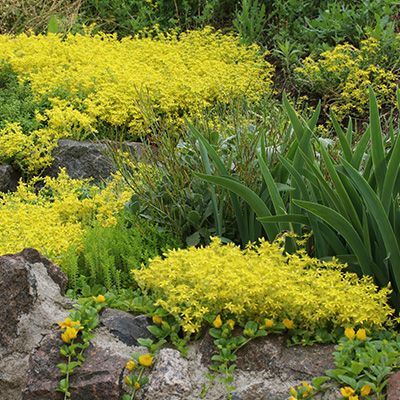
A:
0 60 44 135
195 87 400 311
75 0 236 38
113 98 283 247
62 212 182 295
290 329 400 400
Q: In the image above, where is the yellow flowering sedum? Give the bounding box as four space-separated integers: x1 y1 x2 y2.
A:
0 169 132 265
295 36 397 120
0 28 274 144
133 237 394 333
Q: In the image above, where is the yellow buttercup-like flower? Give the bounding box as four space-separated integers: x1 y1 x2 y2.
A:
227 319 235 330
264 318 274 328
58 318 81 330
139 354 153 367
134 382 140 389
360 384 371 396
341 386 356 398
345 327 355 340
96 294 106 303
356 328 366 340
283 318 294 329
125 376 132 385
152 316 163 324
302 381 312 396
126 360 136 370
61 326 83 343
213 315 222 328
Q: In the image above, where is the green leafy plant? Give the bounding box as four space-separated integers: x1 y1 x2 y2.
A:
57 294 108 399
63 212 182 295
289 329 400 400
194 86 400 311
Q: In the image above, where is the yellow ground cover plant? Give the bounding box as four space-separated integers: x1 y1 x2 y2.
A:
295 36 397 120
133 237 394 334
0 169 131 263
0 27 274 142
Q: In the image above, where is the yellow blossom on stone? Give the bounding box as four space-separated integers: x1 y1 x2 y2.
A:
341 386 356 398
58 318 81 329
290 386 297 397
345 327 355 340
61 326 82 343
139 354 153 367
356 329 366 340
283 318 294 329
264 318 274 328
126 360 136 370
213 315 222 328
361 384 371 396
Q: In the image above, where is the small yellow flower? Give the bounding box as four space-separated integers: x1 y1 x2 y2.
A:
356 329 366 340
283 318 294 329
341 386 356 398
349 396 359 400
289 386 297 397
213 315 222 328
345 327 355 340
264 318 274 328
152 316 163 324
125 376 132 385
227 319 235 330
134 382 140 389
302 381 312 396
96 294 106 303
61 326 82 343
139 354 153 367
126 360 136 370
58 318 81 329
360 384 371 396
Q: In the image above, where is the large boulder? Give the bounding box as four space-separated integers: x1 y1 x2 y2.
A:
43 139 151 184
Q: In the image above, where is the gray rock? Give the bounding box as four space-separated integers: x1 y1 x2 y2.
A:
43 139 151 184
0 249 71 400
100 308 155 346
23 331 129 400
0 164 20 192
136 348 192 400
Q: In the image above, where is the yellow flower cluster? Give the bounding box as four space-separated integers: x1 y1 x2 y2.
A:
296 36 397 120
0 169 132 265
0 121 58 174
0 28 274 141
133 237 394 333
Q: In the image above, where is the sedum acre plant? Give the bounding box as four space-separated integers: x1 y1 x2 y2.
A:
133 237 394 335
295 36 397 120
0 27 274 142
0 169 132 263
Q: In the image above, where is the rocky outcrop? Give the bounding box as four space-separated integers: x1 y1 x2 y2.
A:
43 139 150 184
1 248 399 400
0 164 20 192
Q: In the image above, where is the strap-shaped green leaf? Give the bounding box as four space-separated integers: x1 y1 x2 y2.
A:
194 173 278 241
368 85 387 195
342 159 400 291
293 199 373 276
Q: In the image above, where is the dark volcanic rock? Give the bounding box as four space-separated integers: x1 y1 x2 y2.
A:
100 309 155 346
22 331 129 400
0 164 20 192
